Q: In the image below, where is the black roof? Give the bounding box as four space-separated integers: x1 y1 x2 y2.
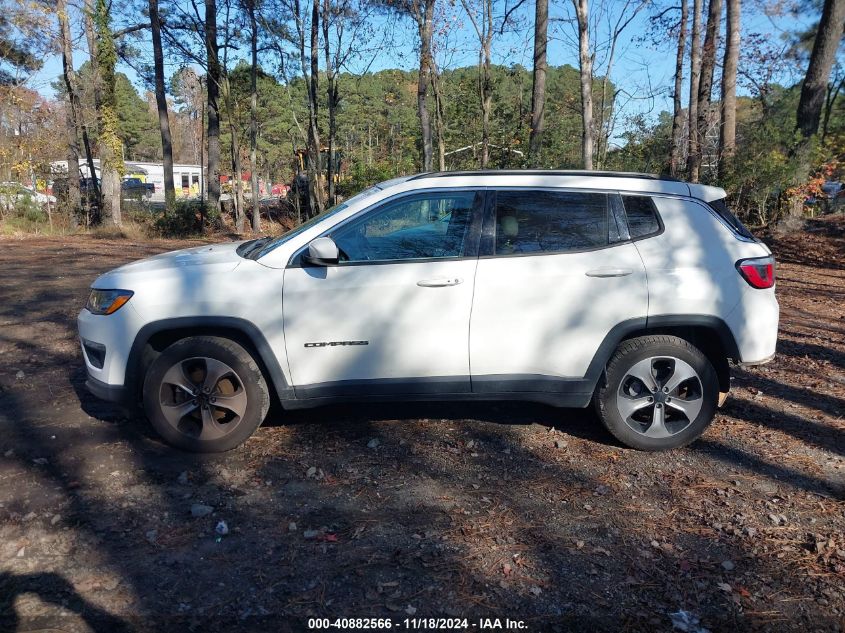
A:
410 170 681 182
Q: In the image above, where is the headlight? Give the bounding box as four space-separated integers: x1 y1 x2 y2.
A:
86 289 134 315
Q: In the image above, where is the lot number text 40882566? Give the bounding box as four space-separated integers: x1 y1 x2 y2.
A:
307 617 529 630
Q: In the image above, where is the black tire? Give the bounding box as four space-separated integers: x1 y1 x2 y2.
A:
142 336 270 452
594 335 719 451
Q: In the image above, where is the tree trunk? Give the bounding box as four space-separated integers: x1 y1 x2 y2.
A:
150 0 175 209
796 0 845 138
595 36 618 169
94 0 122 227
82 0 102 211
431 61 446 170
200 93 206 205
670 0 688 177
821 75 844 143
83 0 98 84
58 0 82 224
686 0 703 180
692 0 721 182
480 0 492 168
416 0 435 171
249 0 260 232
461 0 493 168
528 0 548 167
232 130 244 232
718 0 740 180
322 0 337 205
573 0 593 170
306 0 324 215
221 73 244 232
83 0 99 121
206 0 222 213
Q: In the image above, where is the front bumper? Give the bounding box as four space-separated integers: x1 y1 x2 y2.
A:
78 303 143 404
85 374 127 403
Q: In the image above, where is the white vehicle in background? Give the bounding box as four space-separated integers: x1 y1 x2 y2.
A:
0 182 56 206
78 171 779 453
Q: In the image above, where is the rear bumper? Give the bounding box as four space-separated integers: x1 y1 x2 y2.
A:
85 374 127 403
724 289 779 364
737 352 776 368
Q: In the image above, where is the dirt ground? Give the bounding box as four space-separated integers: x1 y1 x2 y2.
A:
0 218 843 632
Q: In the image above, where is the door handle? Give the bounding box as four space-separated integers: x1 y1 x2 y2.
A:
417 277 463 287
585 267 633 278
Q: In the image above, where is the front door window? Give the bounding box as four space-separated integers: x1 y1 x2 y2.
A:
330 191 478 262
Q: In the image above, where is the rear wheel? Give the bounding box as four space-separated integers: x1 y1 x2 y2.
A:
594 335 719 451
142 336 270 452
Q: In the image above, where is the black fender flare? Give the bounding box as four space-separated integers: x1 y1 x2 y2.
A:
125 316 294 404
583 315 740 390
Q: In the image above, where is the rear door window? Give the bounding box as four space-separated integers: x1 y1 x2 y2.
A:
493 190 610 255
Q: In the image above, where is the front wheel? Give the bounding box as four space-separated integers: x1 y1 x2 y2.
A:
142 336 270 452
594 335 719 451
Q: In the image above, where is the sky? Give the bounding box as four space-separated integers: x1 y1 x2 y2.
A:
24 0 811 145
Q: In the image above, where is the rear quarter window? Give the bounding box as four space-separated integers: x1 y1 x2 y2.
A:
621 195 661 238
707 198 756 240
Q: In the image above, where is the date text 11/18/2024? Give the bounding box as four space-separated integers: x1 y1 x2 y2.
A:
307 617 529 630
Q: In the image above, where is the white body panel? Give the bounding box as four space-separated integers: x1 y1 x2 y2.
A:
79 242 290 385
78 303 148 386
635 197 778 363
77 171 780 406
283 259 477 389
469 243 647 379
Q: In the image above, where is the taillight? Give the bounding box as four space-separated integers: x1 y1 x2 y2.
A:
737 256 775 289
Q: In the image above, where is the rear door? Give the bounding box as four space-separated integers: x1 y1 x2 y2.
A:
469 188 648 397
283 189 484 398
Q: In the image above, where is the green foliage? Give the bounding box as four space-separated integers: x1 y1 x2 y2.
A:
10 192 42 221
605 112 673 174
152 199 220 236
0 3 52 86
217 63 610 188
0 188 50 234
94 0 117 99
340 163 396 196
52 64 159 161
19 200 46 223
114 74 160 160
94 0 125 179
609 84 845 226
718 90 843 225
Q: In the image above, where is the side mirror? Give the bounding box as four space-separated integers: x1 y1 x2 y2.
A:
303 236 339 266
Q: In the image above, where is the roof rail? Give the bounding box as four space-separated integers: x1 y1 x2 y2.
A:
409 169 682 182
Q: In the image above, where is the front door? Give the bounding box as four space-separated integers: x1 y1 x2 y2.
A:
283 189 484 398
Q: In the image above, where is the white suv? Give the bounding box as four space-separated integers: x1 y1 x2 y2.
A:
78 171 778 452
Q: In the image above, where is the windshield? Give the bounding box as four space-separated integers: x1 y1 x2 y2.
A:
246 185 383 260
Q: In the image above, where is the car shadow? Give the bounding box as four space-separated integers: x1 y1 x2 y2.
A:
264 399 619 447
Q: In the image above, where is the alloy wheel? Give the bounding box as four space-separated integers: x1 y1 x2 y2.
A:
615 356 704 439
158 357 248 441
